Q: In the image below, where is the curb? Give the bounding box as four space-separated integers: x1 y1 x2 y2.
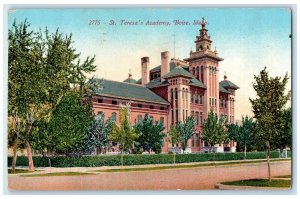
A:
215 183 291 190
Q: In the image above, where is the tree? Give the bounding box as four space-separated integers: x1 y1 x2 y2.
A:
84 112 115 154
109 105 138 165
201 111 228 152
271 107 292 156
250 67 290 181
8 19 96 170
178 116 196 151
167 125 182 164
134 114 165 153
47 91 93 155
228 116 255 159
167 116 195 163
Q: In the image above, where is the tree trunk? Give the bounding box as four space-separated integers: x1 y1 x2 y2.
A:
266 141 271 182
121 146 124 166
12 142 18 173
26 140 35 171
173 152 176 164
280 146 283 158
244 144 247 160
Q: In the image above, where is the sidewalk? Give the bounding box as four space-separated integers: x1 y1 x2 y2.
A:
9 158 291 175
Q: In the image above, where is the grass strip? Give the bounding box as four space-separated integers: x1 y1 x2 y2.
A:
222 179 291 188
93 159 289 173
8 169 40 174
21 172 95 177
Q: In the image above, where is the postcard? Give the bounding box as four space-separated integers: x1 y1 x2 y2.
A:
6 7 292 191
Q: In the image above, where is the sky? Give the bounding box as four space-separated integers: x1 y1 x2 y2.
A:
8 8 292 120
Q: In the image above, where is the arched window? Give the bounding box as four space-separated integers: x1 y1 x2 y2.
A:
182 88 185 99
193 67 196 76
196 66 199 79
175 88 178 100
186 89 188 99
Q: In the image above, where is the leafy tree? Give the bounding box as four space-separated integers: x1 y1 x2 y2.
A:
250 67 290 181
47 91 93 155
109 105 138 165
228 116 255 159
167 125 182 164
201 111 228 152
134 114 165 153
271 107 292 155
8 19 96 170
168 116 195 151
84 112 115 154
177 116 196 151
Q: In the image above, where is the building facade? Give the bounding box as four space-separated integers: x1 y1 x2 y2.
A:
92 18 239 153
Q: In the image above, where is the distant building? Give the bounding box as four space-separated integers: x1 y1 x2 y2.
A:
92 18 239 153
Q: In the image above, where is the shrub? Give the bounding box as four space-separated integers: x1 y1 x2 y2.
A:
7 151 291 167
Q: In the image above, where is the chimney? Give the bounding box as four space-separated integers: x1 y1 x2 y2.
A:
141 57 149 85
161 51 170 81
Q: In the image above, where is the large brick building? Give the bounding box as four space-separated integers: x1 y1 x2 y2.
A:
92 18 239 153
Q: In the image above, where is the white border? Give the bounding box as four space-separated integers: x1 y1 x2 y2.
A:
1 0 299 198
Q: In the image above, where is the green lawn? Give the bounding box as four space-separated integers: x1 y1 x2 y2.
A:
8 169 38 174
21 172 95 177
94 159 289 173
274 175 291 178
222 179 291 188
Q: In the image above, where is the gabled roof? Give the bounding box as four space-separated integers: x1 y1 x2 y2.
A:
146 78 169 88
123 77 137 84
93 79 169 105
162 66 194 79
190 78 206 89
219 84 231 94
150 62 188 72
220 79 239 90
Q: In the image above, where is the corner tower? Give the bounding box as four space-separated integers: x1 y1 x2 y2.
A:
184 17 223 116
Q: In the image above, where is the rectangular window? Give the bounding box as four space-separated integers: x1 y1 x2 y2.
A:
160 117 164 126
200 94 203 104
98 99 103 103
160 106 165 110
191 111 194 117
183 110 185 120
195 95 198 103
138 104 143 108
191 92 194 103
150 105 154 109
215 99 217 107
200 112 203 124
196 134 200 147
196 112 199 125
171 110 174 124
176 110 178 123
112 100 117 105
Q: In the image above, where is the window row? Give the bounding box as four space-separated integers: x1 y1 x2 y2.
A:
191 92 203 104
209 98 217 107
137 115 165 126
150 73 161 80
191 66 204 81
97 98 165 110
209 66 217 75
